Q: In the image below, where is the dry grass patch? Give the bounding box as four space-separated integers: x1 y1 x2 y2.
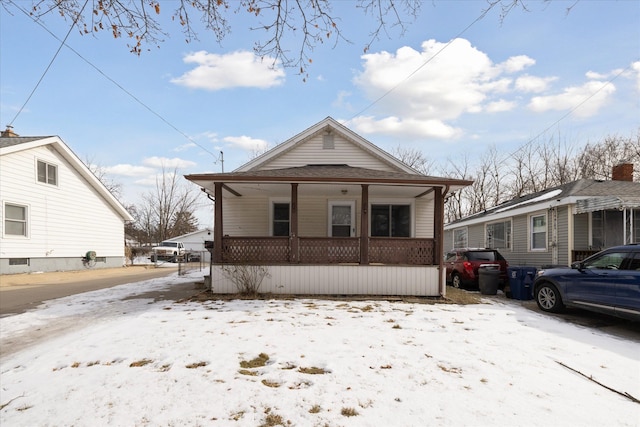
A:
341 407 359 417
129 359 153 368
445 287 484 304
240 353 270 368
261 379 281 388
392 324 402 329
186 361 208 369
238 369 258 376
298 366 329 375
309 405 322 414
260 412 289 427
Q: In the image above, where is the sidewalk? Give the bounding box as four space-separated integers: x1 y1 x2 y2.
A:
0 265 175 289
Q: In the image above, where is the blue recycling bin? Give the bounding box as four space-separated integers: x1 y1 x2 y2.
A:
507 266 537 300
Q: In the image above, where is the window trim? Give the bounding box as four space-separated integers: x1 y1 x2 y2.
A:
269 198 291 237
3 202 29 238
453 227 468 249
485 219 512 250
529 212 547 251
369 199 414 238
36 159 58 186
327 200 356 237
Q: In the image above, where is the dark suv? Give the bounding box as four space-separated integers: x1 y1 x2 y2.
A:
445 248 509 289
533 244 640 321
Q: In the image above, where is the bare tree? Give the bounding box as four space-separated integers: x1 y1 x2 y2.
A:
84 156 123 200
576 132 640 181
391 145 434 175
4 1 537 76
127 166 200 243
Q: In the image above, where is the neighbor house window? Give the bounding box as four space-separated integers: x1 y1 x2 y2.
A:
371 204 410 237
634 210 640 243
4 203 28 236
272 202 290 236
453 228 468 248
530 213 547 250
9 258 29 266
486 220 511 250
37 160 57 185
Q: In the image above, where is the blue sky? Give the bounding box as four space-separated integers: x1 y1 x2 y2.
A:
1 1 639 226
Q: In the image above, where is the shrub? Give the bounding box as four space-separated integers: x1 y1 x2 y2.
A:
220 264 271 295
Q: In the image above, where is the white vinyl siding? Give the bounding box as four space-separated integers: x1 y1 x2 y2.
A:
415 197 434 239
260 133 398 171
0 145 125 259
213 265 441 296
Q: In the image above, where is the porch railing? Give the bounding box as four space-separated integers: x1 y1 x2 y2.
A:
572 250 599 263
220 236 436 265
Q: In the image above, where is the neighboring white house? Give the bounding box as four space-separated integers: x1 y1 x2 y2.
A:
166 229 213 263
0 130 133 274
186 117 472 296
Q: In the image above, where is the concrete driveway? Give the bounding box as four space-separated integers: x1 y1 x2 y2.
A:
0 265 197 316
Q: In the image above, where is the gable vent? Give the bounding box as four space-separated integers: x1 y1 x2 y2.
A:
323 133 335 149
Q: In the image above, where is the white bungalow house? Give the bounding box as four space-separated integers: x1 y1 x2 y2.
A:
0 129 133 274
444 163 640 268
185 117 472 296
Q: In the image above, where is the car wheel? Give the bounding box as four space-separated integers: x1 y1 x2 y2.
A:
451 273 462 289
535 283 564 313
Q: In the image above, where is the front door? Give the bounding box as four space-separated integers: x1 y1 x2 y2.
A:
329 201 355 237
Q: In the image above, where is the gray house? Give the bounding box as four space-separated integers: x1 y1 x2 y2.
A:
444 163 640 268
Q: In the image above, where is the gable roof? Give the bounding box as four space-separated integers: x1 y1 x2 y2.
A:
237 117 418 174
0 135 133 221
445 178 640 229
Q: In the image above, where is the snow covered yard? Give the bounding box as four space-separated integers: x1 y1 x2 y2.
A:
1 270 638 426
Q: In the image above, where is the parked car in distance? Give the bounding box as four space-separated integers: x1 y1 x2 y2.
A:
445 248 509 290
533 244 640 321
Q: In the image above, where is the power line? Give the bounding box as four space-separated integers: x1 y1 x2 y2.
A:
6 0 220 161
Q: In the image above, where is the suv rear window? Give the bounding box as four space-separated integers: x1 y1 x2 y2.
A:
466 251 498 262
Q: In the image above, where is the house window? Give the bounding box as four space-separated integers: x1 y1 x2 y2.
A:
9 258 29 266
4 203 28 236
272 202 290 236
634 210 640 243
37 160 58 185
530 213 546 251
453 228 468 248
371 204 410 237
486 220 511 250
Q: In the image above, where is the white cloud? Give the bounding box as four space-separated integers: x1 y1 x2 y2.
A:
633 61 640 91
171 50 285 90
174 142 197 152
351 38 533 139
497 55 536 73
528 80 616 118
223 135 270 152
142 156 197 169
347 115 462 139
104 164 155 177
485 99 517 113
515 75 558 93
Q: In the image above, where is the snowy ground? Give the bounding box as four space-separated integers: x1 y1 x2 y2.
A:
1 270 638 426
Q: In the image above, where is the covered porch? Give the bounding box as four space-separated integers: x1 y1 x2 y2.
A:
186 165 472 295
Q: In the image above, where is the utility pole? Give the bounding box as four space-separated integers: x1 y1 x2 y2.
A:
220 151 224 173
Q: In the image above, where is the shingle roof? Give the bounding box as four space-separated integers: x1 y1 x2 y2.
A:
446 178 640 226
0 136 53 149
186 164 473 187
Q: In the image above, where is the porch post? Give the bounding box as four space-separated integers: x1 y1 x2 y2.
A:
360 184 369 265
291 183 299 263
213 182 223 264
434 187 444 294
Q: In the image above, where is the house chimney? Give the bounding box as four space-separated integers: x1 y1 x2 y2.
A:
611 163 633 181
1 125 19 137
